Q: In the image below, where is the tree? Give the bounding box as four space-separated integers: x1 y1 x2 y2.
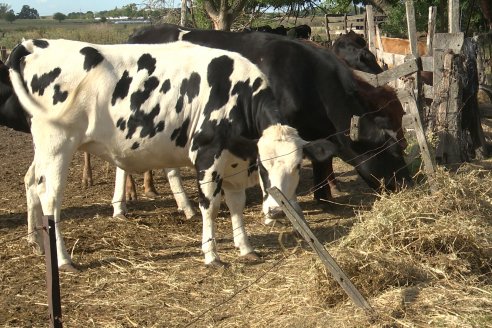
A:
53 12 66 22
0 3 11 19
17 5 40 19
5 9 15 23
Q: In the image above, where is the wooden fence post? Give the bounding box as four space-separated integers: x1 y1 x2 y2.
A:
448 0 460 33
325 14 331 44
43 215 63 328
426 6 437 56
366 5 376 54
268 187 375 316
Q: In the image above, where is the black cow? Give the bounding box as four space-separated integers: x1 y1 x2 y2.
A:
128 24 412 201
332 30 384 74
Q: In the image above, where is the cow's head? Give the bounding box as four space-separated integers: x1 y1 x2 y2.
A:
256 124 337 224
342 114 413 192
0 60 30 133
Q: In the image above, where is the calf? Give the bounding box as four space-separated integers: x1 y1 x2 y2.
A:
6 39 335 270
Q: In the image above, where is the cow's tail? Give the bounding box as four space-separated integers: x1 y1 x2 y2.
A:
8 68 48 119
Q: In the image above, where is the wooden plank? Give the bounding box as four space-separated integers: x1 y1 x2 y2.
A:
353 58 419 87
397 88 437 186
366 6 376 54
448 0 460 33
480 104 492 118
432 33 464 96
421 56 433 72
426 6 437 56
43 215 63 328
267 187 375 315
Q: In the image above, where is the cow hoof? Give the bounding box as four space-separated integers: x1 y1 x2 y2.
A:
263 218 289 227
144 191 159 199
205 259 229 268
188 213 201 221
30 243 45 255
239 252 263 264
59 262 81 273
113 213 128 220
126 193 137 201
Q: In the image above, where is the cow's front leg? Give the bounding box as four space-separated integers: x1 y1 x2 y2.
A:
312 159 339 201
165 168 197 220
25 162 44 254
112 167 128 219
196 167 224 267
223 189 260 262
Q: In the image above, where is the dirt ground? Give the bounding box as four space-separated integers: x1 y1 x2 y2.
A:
0 125 379 327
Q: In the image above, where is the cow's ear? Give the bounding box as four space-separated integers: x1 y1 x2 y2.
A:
227 136 258 161
302 139 338 163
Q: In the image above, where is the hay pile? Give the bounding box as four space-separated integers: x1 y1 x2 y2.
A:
309 165 492 327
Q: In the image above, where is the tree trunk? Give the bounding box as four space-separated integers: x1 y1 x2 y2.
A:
480 0 492 31
364 0 394 15
202 0 248 31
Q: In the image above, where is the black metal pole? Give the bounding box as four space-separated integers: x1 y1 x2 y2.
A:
43 215 63 328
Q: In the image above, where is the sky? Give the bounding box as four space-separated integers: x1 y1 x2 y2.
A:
9 1 144 16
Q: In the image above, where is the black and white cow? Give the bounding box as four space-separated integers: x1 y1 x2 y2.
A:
5 39 335 271
127 24 412 201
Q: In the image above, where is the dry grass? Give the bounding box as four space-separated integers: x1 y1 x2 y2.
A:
1 123 492 327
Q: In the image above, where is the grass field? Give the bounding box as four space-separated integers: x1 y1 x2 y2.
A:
0 19 150 49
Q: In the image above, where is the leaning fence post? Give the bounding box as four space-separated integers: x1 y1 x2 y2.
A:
268 187 375 316
42 215 63 328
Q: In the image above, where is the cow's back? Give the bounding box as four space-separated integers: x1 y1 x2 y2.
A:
8 39 272 171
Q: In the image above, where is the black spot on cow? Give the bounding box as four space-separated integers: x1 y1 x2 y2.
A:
5 44 31 73
204 56 233 116
33 39 49 48
31 67 61 96
196 170 210 209
176 73 201 113
80 47 104 72
53 84 68 105
131 142 140 150
130 76 159 111
231 163 238 168
137 53 156 75
211 171 222 197
252 78 263 92
112 70 133 105
38 176 44 185
258 160 271 200
116 118 126 131
170 117 190 147
160 79 171 94
125 103 165 139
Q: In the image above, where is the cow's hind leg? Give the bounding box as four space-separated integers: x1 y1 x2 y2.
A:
32 141 79 272
143 170 159 198
81 152 93 187
224 189 260 263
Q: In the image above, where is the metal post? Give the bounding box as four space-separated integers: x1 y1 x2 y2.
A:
43 215 63 328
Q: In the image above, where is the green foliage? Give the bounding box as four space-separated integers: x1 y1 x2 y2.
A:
380 0 487 37
17 5 39 19
53 12 66 23
5 10 15 23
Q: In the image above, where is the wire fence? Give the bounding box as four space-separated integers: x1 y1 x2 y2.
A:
0 80 482 327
